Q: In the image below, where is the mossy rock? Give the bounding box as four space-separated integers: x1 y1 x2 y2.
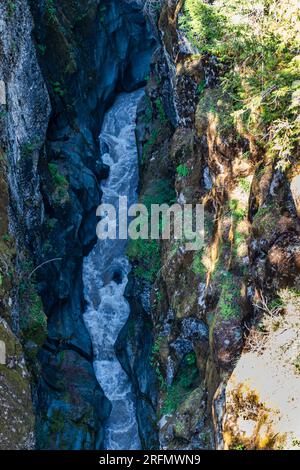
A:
0 321 23 359
0 358 35 449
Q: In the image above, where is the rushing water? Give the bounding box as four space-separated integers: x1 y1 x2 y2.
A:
83 89 144 450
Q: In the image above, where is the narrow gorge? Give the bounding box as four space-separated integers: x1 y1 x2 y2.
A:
0 0 299 453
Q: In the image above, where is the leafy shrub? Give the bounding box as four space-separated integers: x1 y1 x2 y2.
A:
179 0 300 170
176 164 190 177
218 273 241 319
48 163 69 205
46 0 57 22
161 359 199 415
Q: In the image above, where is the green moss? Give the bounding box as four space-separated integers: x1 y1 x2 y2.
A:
143 96 153 124
48 163 69 205
229 199 247 222
37 44 47 56
233 443 246 451
127 179 176 282
239 178 251 193
19 259 47 353
155 98 168 124
20 139 40 158
176 164 190 177
127 238 160 282
218 273 241 319
7 1 16 17
161 357 199 415
0 365 30 395
192 249 206 278
45 0 57 23
252 204 278 236
149 336 167 391
19 286 47 348
50 80 65 97
142 128 159 161
180 0 300 169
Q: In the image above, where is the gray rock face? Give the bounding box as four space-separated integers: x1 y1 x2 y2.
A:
0 0 50 450
0 0 50 244
27 0 156 449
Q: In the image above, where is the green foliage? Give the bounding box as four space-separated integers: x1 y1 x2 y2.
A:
161 357 199 415
196 79 206 96
150 336 167 390
48 163 67 187
48 163 69 205
48 409 65 434
192 249 206 278
142 179 176 209
50 80 65 98
142 96 170 161
127 179 176 282
143 97 153 124
179 0 300 170
229 199 247 221
7 1 16 17
127 238 160 282
185 351 197 365
155 98 168 123
218 273 241 319
239 178 251 194
46 0 57 22
37 44 47 56
233 443 246 451
176 164 190 177
20 139 40 158
19 260 47 350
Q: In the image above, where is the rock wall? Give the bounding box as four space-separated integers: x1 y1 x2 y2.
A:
130 0 300 450
0 0 50 449
0 0 156 449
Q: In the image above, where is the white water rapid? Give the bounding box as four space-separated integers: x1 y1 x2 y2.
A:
83 89 144 450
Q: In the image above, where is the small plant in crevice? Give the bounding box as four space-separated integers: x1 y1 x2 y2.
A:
239 177 251 194
45 0 57 23
218 273 241 319
127 238 160 283
176 164 190 178
20 138 41 159
37 44 47 56
18 259 47 368
192 249 206 278
155 98 168 124
196 79 206 96
149 335 167 391
50 80 66 98
161 355 199 415
48 162 69 205
7 1 17 17
99 4 107 24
